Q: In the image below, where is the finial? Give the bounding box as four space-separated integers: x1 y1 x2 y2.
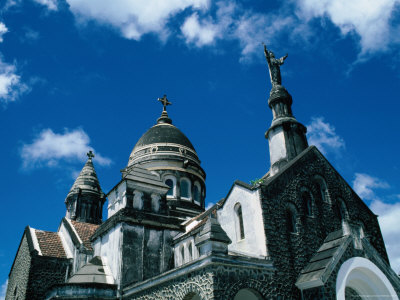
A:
156 94 173 124
157 94 172 113
87 150 95 160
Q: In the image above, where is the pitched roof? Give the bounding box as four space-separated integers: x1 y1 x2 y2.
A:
67 158 103 198
70 220 99 250
35 230 67 258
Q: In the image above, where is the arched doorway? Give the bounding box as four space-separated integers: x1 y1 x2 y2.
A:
336 257 399 300
234 288 263 300
183 292 201 300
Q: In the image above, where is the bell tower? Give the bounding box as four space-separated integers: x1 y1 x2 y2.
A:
264 45 308 176
65 151 105 224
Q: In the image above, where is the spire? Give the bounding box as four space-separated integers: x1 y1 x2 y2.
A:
156 94 172 124
65 152 105 224
263 45 308 176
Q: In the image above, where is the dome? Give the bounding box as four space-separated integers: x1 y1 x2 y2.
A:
127 112 200 167
125 100 206 218
133 123 195 152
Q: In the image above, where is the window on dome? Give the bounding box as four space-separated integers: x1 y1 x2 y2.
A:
180 178 191 200
166 179 173 196
193 182 201 204
164 176 176 198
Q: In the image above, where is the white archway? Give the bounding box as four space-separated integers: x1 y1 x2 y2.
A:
336 257 398 300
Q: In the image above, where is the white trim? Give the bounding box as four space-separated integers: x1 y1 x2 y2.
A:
336 257 399 300
29 227 42 256
65 217 83 245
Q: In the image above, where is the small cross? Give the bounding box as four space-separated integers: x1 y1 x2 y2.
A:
87 150 95 160
157 94 172 112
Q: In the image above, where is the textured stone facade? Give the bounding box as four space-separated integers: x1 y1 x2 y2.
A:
260 147 389 298
26 256 70 300
124 259 275 300
6 234 31 300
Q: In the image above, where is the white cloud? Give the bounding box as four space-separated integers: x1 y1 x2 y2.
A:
21 128 112 169
295 0 400 55
181 13 219 47
0 23 8 42
307 117 345 155
353 173 389 201
180 2 295 61
370 200 400 273
66 0 209 41
33 0 58 10
0 58 29 104
0 280 7 300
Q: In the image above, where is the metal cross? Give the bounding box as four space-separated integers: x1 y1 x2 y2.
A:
87 150 95 160
157 94 172 111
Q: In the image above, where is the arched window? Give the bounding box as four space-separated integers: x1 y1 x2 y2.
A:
286 209 297 233
234 288 263 300
164 176 176 198
193 182 201 205
188 242 193 261
302 190 313 216
180 178 191 200
314 175 329 203
180 245 185 265
234 203 245 240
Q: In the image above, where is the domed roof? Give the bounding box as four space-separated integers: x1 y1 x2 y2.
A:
132 123 195 152
128 104 201 168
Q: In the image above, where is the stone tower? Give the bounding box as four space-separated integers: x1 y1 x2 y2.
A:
65 151 105 224
264 46 308 175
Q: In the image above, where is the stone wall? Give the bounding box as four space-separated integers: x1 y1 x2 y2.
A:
26 256 71 300
124 262 276 300
5 234 32 300
260 147 388 298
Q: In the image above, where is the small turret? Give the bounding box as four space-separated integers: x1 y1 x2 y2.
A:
65 151 105 224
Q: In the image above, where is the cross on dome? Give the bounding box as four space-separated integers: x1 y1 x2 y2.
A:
87 150 95 160
157 95 172 112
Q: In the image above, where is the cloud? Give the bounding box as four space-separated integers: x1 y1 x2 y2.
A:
0 280 7 300
294 0 400 55
0 58 29 104
352 173 389 201
0 23 29 104
33 0 58 10
21 128 112 169
180 2 295 61
370 200 400 273
65 0 209 41
307 117 345 155
0 23 8 42
181 13 219 47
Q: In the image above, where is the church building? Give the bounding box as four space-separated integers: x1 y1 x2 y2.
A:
5 48 400 299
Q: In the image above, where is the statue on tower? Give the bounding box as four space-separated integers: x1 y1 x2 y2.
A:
263 44 288 87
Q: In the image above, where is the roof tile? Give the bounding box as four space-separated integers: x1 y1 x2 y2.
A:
70 220 99 250
35 230 67 258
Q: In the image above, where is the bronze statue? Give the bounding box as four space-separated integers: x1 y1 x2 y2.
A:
263 44 288 86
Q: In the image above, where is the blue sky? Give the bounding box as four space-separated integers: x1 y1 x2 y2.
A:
1 0 400 296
